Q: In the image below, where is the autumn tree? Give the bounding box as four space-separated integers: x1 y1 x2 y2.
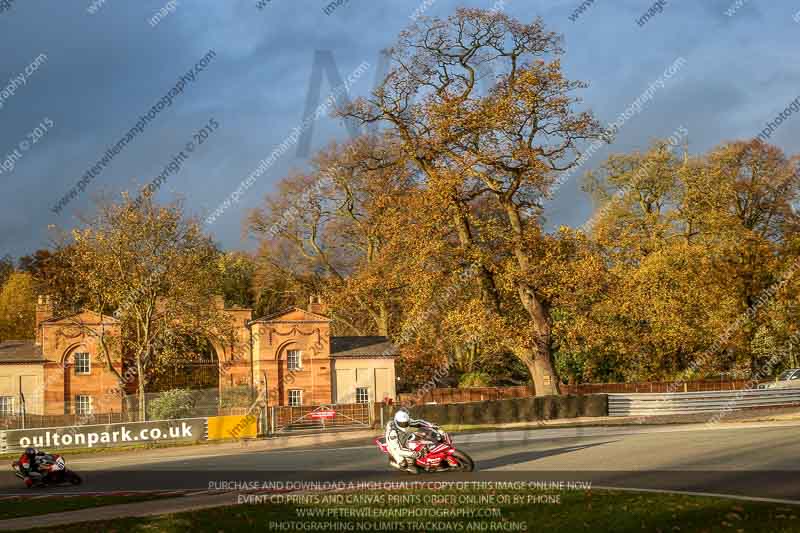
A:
18 250 52 280
0 271 36 343
248 135 415 337
218 251 257 309
0 255 12 288
696 141 800 375
59 194 235 419
571 139 800 381
343 9 606 394
18 248 89 313
570 142 717 379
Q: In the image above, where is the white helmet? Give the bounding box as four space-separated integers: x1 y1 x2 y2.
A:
394 409 410 430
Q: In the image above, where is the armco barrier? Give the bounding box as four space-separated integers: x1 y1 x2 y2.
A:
402 394 607 426
608 388 800 416
0 418 208 452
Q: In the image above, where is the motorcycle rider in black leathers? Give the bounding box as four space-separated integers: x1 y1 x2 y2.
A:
18 447 47 487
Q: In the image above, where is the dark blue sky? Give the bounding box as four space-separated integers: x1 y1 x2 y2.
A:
0 0 796 259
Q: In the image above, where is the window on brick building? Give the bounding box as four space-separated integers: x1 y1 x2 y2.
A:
75 395 92 415
287 350 302 370
0 396 14 416
355 387 369 404
74 352 90 375
288 389 302 406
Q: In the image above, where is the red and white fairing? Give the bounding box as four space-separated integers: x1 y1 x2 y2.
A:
375 423 474 472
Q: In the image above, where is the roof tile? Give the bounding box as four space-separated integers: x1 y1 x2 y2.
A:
0 340 44 363
330 336 398 358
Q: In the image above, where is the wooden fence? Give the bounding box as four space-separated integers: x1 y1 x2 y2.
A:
560 379 770 395
398 385 535 405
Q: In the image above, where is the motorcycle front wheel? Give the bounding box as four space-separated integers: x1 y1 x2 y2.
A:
451 450 475 472
66 470 82 485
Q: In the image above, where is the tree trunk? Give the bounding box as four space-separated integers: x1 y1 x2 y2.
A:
452 209 501 312
453 341 478 375
518 347 560 396
501 197 561 395
516 285 561 395
377 301 390 337
136 355 146 421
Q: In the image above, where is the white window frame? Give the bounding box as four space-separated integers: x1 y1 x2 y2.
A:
355 387 369 404
0 396 14 416
288 389 302 407
74 352 91 375
75 395 92 415
287 349 302 371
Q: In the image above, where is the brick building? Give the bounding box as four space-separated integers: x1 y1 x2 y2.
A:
0 296 397 416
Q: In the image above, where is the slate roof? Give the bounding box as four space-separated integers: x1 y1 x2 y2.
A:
0 340 44 363
330 336 398 358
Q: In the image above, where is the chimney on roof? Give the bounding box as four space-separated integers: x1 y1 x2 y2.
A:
35 295 53 346
308 294 328 316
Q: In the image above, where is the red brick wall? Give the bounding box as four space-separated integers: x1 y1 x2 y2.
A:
215 307 253 393
40 313 124 415
37 306 348 413
253 311 334 406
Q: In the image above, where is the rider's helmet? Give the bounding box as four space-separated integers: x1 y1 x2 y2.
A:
24 447 36 457
394 410 410 430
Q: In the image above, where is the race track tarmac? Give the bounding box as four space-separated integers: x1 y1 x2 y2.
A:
3 422 799 500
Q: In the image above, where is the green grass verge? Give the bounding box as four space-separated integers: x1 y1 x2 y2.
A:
23 487 800 532
0 494 169 520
